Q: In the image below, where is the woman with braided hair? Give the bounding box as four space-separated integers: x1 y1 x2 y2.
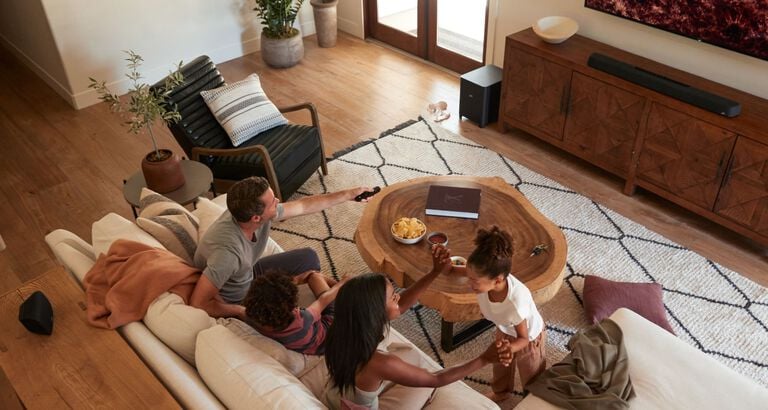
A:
465 225 547 402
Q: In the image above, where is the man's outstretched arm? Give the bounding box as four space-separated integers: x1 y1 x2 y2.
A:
280 186 373 220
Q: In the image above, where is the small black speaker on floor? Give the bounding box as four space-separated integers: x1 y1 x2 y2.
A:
460 65 503 128
18 291 54 335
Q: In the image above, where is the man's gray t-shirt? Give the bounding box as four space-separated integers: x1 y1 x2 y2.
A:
194 204 284 303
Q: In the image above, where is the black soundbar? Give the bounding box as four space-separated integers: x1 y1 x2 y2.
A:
587 53 741 117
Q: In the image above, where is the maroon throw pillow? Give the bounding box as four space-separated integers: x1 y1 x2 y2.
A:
583 275 675 334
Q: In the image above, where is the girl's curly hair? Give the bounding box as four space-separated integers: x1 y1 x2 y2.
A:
467 225 514 279
242 271 298 330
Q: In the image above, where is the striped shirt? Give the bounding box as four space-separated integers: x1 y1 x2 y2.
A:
259 306 334 355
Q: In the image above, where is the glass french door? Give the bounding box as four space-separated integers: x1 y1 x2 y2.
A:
366 0 487 73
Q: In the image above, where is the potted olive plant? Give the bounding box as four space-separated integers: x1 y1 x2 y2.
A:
254 0 306 68
89 51 186 193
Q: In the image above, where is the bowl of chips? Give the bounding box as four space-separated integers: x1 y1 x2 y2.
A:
391 217 427 244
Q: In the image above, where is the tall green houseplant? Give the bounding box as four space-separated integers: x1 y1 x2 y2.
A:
254 0 306 68
254 0 305 39
89 51 184 162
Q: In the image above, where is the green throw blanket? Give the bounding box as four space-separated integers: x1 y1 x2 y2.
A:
526 318 635 409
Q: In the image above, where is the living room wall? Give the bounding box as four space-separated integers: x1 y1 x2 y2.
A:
0 0 71 103
493 0 768 100
1 0 319 109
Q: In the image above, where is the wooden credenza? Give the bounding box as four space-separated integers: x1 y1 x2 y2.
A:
0 267 180 409
500 28 768 245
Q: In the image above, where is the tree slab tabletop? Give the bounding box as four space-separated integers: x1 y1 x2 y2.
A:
355 176 567 322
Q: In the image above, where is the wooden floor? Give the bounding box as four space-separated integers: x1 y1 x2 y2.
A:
0 33 765 296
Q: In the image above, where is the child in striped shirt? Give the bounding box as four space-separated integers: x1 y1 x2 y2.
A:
243 270 348 355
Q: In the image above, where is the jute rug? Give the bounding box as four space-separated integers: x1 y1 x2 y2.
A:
271 118 768 405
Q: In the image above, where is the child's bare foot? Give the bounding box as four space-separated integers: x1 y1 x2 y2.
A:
484 391 511 403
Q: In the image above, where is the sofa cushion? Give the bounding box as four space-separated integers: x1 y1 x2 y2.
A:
219 317 323 377
193 197 226 240
196 325 324 409
582 275 674 334
136 188 200 263
200 73 288 147
143 292 216 365
92 212 164 257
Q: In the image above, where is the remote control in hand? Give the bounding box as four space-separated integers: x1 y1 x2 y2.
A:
354 186 381 202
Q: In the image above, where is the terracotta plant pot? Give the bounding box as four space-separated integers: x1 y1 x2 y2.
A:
261 29 304 68
311 0 338 48
141 149 185 193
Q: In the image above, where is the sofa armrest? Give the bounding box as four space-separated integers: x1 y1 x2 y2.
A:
610 308 768 408
517 309 768 409
45 230 97 284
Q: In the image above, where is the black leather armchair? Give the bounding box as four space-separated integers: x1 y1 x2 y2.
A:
154 56 328 200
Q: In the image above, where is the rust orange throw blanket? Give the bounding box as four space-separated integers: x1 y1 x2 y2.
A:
83 239 200 329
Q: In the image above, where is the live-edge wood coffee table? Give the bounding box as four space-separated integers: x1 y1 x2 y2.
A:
355 176 567 352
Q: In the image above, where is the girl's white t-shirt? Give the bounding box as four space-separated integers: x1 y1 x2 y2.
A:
477 275 544 340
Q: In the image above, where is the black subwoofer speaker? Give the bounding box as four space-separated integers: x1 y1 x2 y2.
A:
460 65 503 128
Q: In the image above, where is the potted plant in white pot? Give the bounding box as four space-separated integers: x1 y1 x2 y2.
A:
254 0 306 68
311 0 338 47
89 51 186 193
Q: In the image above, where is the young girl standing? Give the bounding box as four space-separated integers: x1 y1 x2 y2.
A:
465 225 547 402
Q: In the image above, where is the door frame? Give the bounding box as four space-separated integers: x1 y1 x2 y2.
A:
364 0 487 73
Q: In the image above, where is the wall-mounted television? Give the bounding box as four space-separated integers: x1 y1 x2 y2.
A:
584 1 768 61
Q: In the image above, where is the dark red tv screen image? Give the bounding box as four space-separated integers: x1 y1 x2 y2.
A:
585 0 768 61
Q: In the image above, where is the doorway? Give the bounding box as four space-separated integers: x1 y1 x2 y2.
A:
366 0 488 74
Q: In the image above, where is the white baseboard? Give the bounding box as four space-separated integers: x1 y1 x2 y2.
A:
300 21 317 37
0 33 77 108
2 29 320 110
73 37 265 110
338 16 364 39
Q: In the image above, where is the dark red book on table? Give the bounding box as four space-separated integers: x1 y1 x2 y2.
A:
425 185 481 219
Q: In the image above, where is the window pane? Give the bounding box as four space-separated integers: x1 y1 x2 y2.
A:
437 0 486 61
378 0 418 37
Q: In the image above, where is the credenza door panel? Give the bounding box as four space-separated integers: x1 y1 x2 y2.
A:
714 138 768 236
636 103 737 210
563 73 646 177
501 46 571 141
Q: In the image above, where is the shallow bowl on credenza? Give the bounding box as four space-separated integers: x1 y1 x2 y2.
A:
533 16 579 44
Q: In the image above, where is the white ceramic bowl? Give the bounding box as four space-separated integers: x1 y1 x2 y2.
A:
533 16 579 44
391 218 427 245
450 256 467 267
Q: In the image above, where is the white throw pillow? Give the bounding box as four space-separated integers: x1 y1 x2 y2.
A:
200 74 288 147
219 318 323 377
192 196 226 241
136 188 200 263
143 292 215 365
91 212 164 257
196 325 325 410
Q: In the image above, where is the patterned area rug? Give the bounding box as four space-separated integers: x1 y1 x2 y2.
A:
271 118 768 405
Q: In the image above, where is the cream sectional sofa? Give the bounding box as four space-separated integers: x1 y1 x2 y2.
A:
516 308 768 409
44 195 498 410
